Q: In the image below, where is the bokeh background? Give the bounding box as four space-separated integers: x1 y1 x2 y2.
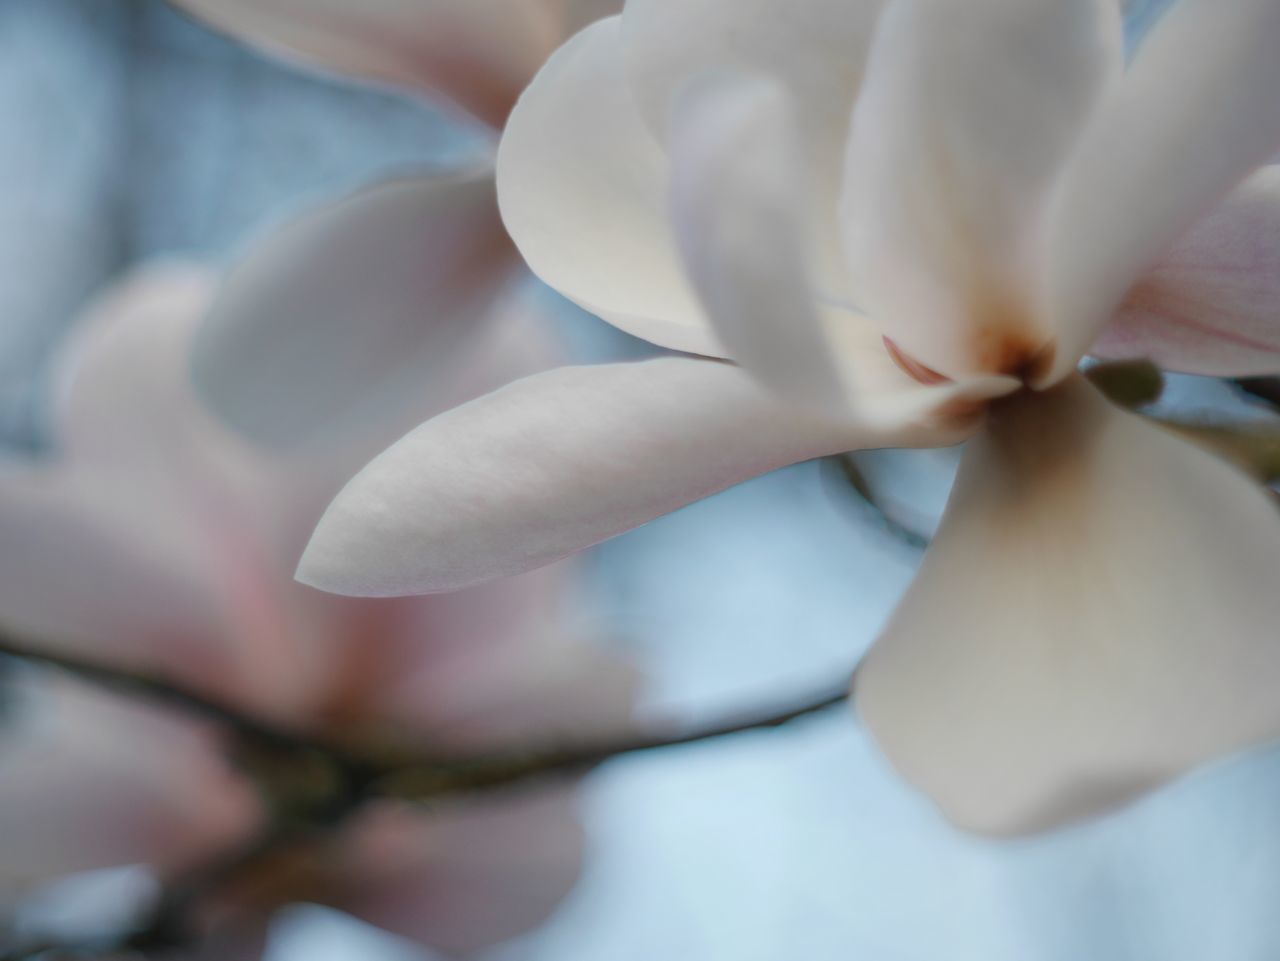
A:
4 1 1280 958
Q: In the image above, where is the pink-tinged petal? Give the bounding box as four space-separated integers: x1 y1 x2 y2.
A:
0 682 261 892
1092 166 1280 376
840 0 1122 379
497 19 722 356
298 356 1008 597
669 73 846 412
857 375 1280 836
192 171 521 449
1043 0 1280 385
622 0 887 297
0 470 239 684
331 792 584 955
169 0 564 128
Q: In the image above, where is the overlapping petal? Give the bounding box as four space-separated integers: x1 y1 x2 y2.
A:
170 0 566 127
191 172 521 449
623 0 886 295
298 355 997 597
856 376 1280 835
1044 0 1280 384
1093 166 1280 376
497 19 722 356
840 0 1122 380
669 73 847 411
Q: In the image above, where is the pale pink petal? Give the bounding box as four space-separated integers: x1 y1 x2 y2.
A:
840 0 1122 379
192 171 521 449
497 19 722 356
857 375 1280 836
622 0 887 297
1092 166 1280 376
298 356 1006 597
170 0 564 128
669 73 847 412
1043 0 1280 385
0 682 261 892
0 470 239 683
332 792 584 955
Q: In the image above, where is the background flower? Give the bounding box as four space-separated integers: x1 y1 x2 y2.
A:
0 264 635 957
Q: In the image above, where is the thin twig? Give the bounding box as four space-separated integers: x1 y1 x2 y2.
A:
827 454 932 551
371 682 852 801
0 633 334 757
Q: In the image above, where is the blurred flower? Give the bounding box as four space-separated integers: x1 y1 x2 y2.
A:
299 0 1280 835
0 265 634 956
163 0 624 448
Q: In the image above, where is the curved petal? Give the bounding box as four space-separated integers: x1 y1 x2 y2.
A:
298 356 995 597
497 18 721 356
0 683 261 891
169 0 564 128
1092 166 1280 376
332 792 583 955
1043 0 1280 384
669 73 846 412
857 376 1280 836
192 171 521 449
840 0 1122 379
622 0 887 296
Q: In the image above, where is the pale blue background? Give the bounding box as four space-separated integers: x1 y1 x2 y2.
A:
6 1 1280 959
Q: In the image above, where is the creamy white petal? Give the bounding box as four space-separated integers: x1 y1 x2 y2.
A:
192 172 520 449
170 0 564 127
1092 166 1280 376
840 0 1122 379
497 19 722 356
299 356 991 597
669 73 846 411
1044 0 1280 384
623 0 886 297
857 375 1280 835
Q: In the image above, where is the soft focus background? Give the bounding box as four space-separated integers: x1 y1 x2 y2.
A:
5 1 1280 959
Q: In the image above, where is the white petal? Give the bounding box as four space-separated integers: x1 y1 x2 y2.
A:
857 375 1280 835
1093 166 1280 376
669 73 846 412
840 0 1122 379
299 356 990 597
192 172 521 449
171 0 565 127
497 19 722 356
1044 0 1280 384
622 0 887 297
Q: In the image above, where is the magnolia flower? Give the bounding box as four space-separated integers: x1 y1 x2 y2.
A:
0 266 633 956
167 0 623 447
300 0 1280 835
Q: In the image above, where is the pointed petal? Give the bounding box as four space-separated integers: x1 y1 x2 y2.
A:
169 0 564 128
192 172 521 449
857 376 1280 836
669 73 846 412
1044 0 1280 384
622 0 887 297
1092 166 1280 376
497 19 721 356
840 0 1122 378
299 356 990 597
333 792 583 955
